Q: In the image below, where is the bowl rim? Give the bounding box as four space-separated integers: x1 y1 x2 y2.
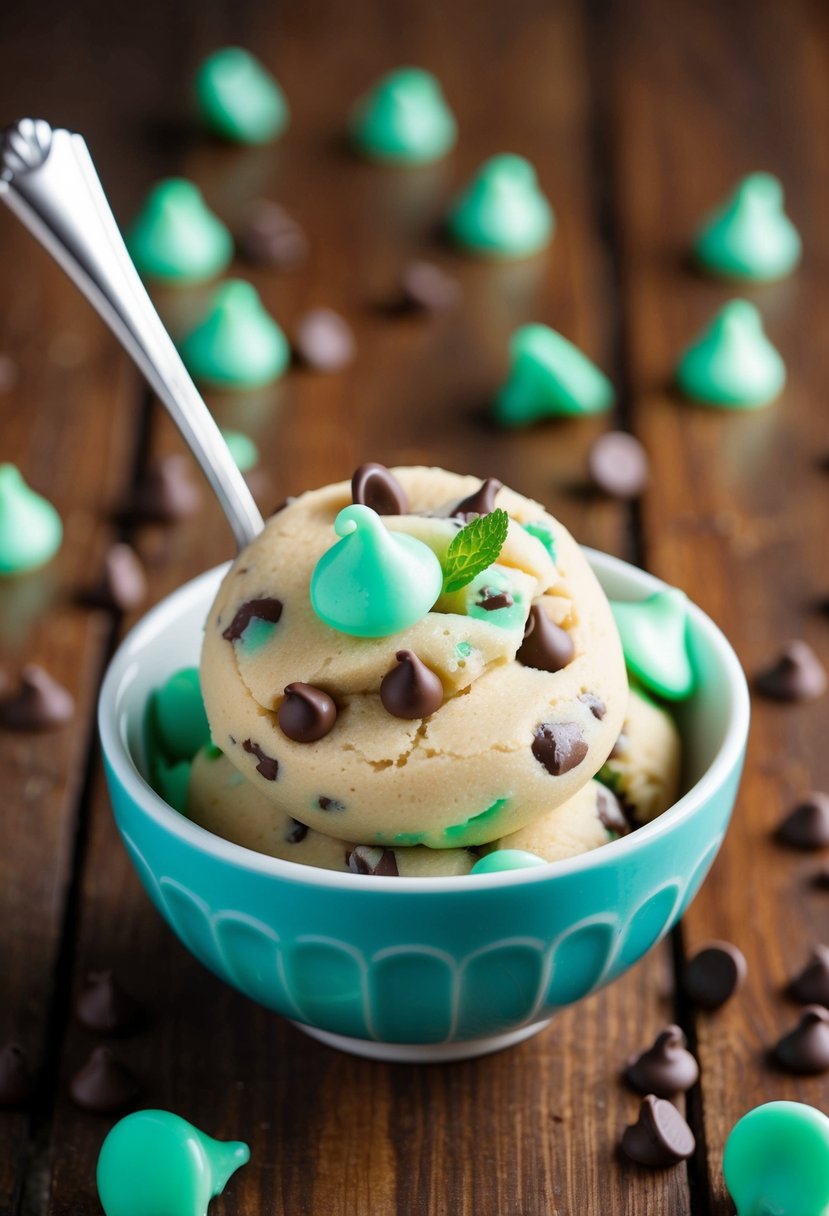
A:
98 549 750 894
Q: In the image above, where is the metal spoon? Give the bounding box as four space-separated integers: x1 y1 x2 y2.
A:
0 117 264 551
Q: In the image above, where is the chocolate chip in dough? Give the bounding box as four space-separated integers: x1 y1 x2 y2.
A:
517 604 575 672
625 1026 699 1097
579 693 606 720
285 818 309 844
531 722 588 776
596 785 629 836
347 845 399 877
755 640 827 701
242 739 279 780
682 941 747 1010
380 650 444 719
451 478 503 521
0 665 74 731
279 683 337 742
621 1095 695 1167
351 463 408 515
222 597 283 642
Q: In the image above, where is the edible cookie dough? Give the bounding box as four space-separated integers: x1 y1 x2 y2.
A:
598 686 682 824
200 467 628 848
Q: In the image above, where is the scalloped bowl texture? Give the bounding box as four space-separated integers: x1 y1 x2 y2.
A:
99 551 749 1062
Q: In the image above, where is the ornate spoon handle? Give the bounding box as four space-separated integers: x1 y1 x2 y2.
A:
0 118 264 551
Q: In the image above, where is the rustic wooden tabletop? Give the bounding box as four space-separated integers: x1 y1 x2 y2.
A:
1 0 828 1212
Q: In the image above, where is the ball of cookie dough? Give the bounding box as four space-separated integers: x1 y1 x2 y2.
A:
597 686 681 824
200 467 628 848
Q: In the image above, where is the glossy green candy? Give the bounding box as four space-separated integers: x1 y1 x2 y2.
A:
220 428 259 473
126 180 233 285
153 758 191 815
0 464 62 575
695 174 802 282
471 850 547 874
676 300 785 409
448 155 554 259
195 47 289 145
723 1101 829 1216
180 281 289 389
149 668 211 764
611 588 694 701
97 1109 249 1216
311 504 443 638
492 324 615 427
349 67 456 163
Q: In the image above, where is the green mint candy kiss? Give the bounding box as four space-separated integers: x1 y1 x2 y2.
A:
695 173 802 282
349 67 456 163
723 1101 829 1216
471 850 547 874
0 464 62 575
195 47 289 144
448 155 554 258
676 300 785 409
610 588 695 701
97 1109 249 1216
126 180 233 284
149 667 211 763
492 323 615 426
179 280 289 389
311 504 442 638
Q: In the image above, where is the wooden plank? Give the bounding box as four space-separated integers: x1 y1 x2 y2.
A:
602 0 829 1206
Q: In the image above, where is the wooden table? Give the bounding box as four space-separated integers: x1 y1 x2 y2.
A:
1 0 827 1211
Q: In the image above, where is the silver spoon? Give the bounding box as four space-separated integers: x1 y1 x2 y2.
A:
0 117 264 551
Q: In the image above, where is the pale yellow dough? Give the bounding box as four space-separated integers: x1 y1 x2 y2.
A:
200 467 628 847
598 686 682 823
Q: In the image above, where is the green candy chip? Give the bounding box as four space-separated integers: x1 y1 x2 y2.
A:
195 47 289 144
610 588 695 701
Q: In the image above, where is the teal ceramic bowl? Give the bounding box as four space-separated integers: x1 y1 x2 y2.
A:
99 552 749 1062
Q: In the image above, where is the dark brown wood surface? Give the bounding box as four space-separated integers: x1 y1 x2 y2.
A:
0 0 826 1212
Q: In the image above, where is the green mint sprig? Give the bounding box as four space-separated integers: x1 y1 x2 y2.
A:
442 508 510 593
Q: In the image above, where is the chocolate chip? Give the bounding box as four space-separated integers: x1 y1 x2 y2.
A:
596 785 629 836
0 354 19 394
755 640 827 701
788 946 829 1006
532 722 588 776
347 845 399 877
90 544 147 612
774 1006 829 1074
279 683 337 743
683 941 747 1009
68 1046 139 1113
814 867 829 891
222 597 283 642
236 200 308 270
399 261 461 313
517 605 575 673
75 971 144 1036
318 796 345 812
351 463 408 515
451 478 503 521
776 792 829 849
626 1026 699 1097
380 650 444 719
0 665 74 731
587 431 649 500
621 1095 695 1167
294 308 355 372
132 455 201 523
0 1043 32 1106
285 818 309 844
476 587 514 611
242 739 279 780
579 693 606 720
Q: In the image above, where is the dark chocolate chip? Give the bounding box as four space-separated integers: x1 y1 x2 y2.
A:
621 1095 695 1167
132 455 202 523
351 463 408 515
0 665 74 731
295 308 355 372
789 946 829 1006
68 1046 139 1113
579 693 606 720
596 785 630 836
531 722 588 776
451 478 503 521
755 641 827 701
776 792 829 850
318 796 345 812
517 605 575 673
380 650 444 719
222 597 283 642
347 845 399 877
683 941 747 1009
242 739 279 780
814 867 829 890
587 431 649 500
75 971 144 1036
90 544 147 612
0 354 20 394
236 199 308 270
476 587 514 611
285 818 309 844
279 683 337 743
399 261 461 313
774 1005 829 1074
626 1026 699 1097
0 1043 32 1106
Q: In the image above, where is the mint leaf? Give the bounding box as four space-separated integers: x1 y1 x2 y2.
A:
442 508 510 593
